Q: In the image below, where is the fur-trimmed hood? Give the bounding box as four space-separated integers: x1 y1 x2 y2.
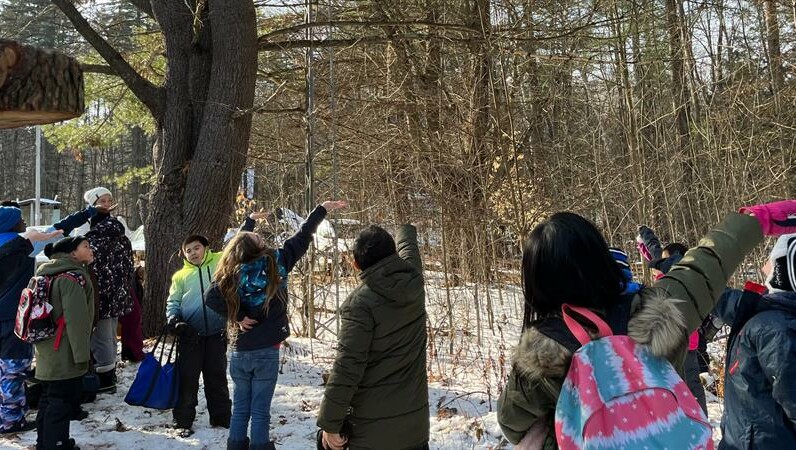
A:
513 290 689 381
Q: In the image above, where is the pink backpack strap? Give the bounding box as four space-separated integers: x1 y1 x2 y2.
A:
53 316 66 351
561 304 613 346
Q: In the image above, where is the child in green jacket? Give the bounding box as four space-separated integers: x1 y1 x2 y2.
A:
35 237 95 450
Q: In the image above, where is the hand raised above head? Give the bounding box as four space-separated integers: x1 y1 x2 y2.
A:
740 199 796 236
249 209 270 221
321 200 348 212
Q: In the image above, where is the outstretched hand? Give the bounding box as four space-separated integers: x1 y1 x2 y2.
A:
249 209 270 221
94 204 118 215
740 199 796 236
322 200 348 212
21 229 63 243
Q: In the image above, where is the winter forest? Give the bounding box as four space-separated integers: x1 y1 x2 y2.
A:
1 0 795 448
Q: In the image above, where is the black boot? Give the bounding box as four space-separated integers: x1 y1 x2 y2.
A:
249 441 275 450
227 437 250 450
96 370 116 394
210 416 230 429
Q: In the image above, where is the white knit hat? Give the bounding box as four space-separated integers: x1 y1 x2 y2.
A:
83 187 112 205
766 233 796 293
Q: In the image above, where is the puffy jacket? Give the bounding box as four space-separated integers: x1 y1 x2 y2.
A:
317 225 429 450
166 251 227 336
86 214 134 319
166 217 256 336
497 212 763 446
717 290 796 450
34 254 95 381
0 207 95 321
0 236 35 322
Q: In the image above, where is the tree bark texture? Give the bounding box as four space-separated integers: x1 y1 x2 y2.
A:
0 40 84 129
139 0 258 337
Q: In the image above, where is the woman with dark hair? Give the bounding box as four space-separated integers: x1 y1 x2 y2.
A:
497 200 796 449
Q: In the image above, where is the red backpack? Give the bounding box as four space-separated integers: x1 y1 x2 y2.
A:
14 272 86 350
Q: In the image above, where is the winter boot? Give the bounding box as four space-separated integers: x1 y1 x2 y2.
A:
249 442 276 450
210 416 230 429
227 437 250 450
96 369 116 394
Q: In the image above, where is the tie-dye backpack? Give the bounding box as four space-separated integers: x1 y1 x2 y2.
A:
554 304 713 450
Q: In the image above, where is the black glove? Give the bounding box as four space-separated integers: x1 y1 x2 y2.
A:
174 322 196 338
166 316 181 335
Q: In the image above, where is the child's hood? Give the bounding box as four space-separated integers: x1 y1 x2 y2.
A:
37 254 89 277
513 290 688 381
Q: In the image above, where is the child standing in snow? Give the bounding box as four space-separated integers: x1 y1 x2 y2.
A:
316 224 430 450
497 199 796 448
206 200 347 450
165 211 265 437
35 237 95 450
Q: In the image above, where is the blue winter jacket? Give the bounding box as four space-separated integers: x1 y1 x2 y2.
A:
717 289 796 450
0 207 95 321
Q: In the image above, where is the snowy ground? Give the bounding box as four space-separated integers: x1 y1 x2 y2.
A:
0 270 727 449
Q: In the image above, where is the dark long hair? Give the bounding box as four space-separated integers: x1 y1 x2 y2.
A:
521 212 623 328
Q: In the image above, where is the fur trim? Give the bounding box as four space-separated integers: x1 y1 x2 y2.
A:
513 291 688 380
513 327 572 380
626 290 688 362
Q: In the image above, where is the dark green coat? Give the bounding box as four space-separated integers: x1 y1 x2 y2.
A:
497 212 764 446
318 225 429 450
34 254 95 381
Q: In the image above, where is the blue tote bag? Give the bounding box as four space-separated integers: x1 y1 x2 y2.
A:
124 327 180 410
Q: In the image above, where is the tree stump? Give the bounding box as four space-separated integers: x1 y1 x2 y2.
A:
0 40 84 129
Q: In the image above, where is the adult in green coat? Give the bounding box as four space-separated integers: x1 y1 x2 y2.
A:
497 200 796 449
35 236 96 450
318 224 429 450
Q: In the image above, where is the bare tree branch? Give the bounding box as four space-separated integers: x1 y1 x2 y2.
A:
81 63 117 75
51 0 164 116
257 20 480 42
127 0 154 20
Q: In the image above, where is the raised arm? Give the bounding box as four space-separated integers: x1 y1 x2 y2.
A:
280 200 348 272
53 206 96 236
652 213 763 332
396 224 422 271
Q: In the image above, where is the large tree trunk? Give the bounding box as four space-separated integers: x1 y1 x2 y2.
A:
0 40 84 128
140 0 258 337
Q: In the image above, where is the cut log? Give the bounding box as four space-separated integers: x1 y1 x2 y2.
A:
0 40 84 129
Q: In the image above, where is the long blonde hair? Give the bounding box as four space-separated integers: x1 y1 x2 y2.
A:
214 232 282 334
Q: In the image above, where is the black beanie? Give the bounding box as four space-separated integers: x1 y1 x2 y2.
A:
44 236 88 258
